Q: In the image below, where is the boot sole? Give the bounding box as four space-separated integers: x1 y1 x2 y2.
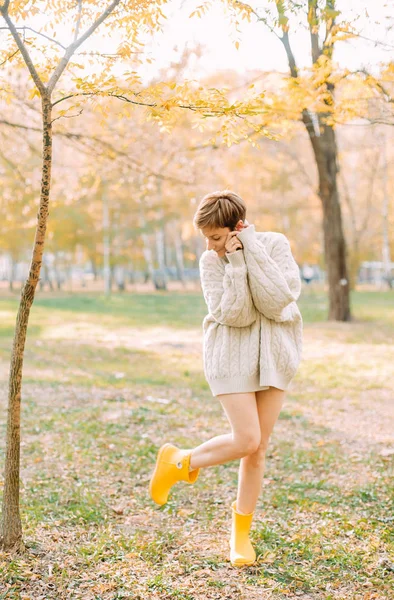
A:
149 442 173 505
230 542 256 567
231 559 256 567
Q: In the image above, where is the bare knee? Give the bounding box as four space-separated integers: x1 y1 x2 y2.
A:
243 439 269 466
233 431 261 457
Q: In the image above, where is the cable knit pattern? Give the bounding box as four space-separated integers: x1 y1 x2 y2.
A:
236 225 301 322
199 228 303 396
199 249 257 328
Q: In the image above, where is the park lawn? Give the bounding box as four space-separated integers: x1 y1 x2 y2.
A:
0 288 393 599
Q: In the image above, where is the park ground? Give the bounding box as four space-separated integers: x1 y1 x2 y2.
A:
0 287 393 599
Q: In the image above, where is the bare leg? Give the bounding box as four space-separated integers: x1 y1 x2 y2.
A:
189 392 260 470
236 387 285 514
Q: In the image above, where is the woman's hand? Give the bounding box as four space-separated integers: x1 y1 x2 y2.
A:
224 220 252 253
225 231 243 253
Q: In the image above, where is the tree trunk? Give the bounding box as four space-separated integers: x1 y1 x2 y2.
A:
174 222 186 287
53 253 63 290
316 125 351 320
140 209 155 285
90 254 98 281
155 225 168 291
164 222 172 268
40 262 54 292
1 96 52 551
276 15 352 321
128 260 136 286
102 183 111 296
294 114 351 320
381 130 393 289
114 265 125 291
8 256 15 292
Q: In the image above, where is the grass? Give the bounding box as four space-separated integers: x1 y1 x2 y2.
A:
0 287 393 599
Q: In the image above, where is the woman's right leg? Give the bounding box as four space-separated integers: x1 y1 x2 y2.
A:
189 392 261 470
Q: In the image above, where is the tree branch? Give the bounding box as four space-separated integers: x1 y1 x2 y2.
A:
74 0 83 42
0 118 40 132
0 13 46 96
273 2 326 150
273 1 298 77
280 30 298 78
363 72 394 104
277 139 316 191
0 26 67 49
51 91 261 118
308 0 320 64
234 1 282 41
0 118 193 185
50 108 84 125
0 147 26 183
352 33 394 50
51 91 156 109
47 0 121 94
0 1 10 13
0 47 19 67
322 0 336 58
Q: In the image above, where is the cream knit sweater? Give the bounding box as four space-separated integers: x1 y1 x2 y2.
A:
199 224 303 396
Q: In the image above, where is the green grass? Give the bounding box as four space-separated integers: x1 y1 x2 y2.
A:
0 292 208 334
1 287 394 334
0 289 393 599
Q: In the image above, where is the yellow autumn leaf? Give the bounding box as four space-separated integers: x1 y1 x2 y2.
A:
28 87 40 100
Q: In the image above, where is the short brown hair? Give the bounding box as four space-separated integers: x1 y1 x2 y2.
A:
193 190 246 231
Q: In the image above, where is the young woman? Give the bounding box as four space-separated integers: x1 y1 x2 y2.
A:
149 190 303 567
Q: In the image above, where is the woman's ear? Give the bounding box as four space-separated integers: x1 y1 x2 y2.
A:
235 219 243 230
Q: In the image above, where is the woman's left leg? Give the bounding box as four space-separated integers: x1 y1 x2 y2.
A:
235 387 285 514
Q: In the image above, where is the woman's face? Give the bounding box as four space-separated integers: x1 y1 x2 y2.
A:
201 226 231 257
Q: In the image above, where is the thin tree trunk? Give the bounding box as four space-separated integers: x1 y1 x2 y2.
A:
164 222 172 268
381 129 392 289
173 221 186 287
90 254 98 281
109 265 115 291
40 262 54 291
102 183 111 295
8 256 15 292
155 225 168 291
53 253 63 290
114 266 126 291
1 96 52 551
0 0 121 552
140 209 155 285
128 260 136 286
141 234 155 284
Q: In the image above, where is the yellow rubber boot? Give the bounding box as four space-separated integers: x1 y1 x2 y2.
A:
229 500 256 567
149 443 200 506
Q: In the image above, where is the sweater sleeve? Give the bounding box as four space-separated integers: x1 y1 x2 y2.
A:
199 249 257 328
236 225 301 322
